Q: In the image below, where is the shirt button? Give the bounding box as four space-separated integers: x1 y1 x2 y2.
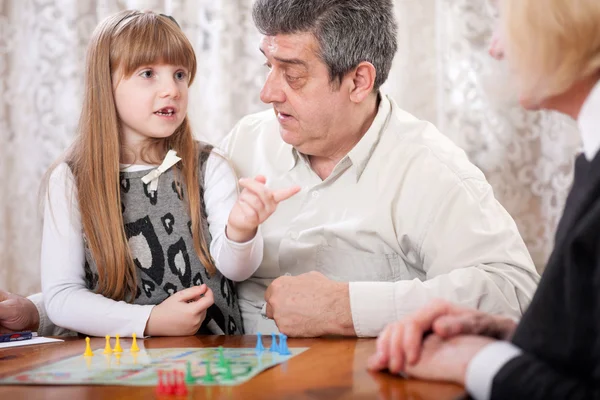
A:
289 231 299 240
311 190 320 199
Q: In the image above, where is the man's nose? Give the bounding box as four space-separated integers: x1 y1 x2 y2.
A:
260 70 286 104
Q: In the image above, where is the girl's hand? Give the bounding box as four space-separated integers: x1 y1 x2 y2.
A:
227 175 300 243
145 284 213 336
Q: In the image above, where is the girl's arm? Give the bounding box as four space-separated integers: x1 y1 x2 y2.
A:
40 163 155 337
204 153 265 282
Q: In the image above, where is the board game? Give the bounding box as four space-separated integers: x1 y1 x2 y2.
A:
0 345 307 387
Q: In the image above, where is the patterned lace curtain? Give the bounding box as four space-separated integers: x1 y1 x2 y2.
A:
0 0 578 295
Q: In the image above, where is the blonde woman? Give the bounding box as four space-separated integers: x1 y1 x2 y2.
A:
41 10 299 338
368 0 600 399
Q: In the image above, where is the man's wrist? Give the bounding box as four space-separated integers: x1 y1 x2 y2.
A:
330 282 355 336
28 297 42 333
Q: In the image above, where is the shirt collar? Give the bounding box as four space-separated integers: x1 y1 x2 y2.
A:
579 79 600 161
289 92 392 180
347 93 392 180
288 146 302 171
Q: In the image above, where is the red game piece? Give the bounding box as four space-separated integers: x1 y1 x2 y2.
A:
175 371 188 396
155 370 165 396
164 370 175 395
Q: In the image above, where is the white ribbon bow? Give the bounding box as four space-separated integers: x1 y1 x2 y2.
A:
141 150 182 192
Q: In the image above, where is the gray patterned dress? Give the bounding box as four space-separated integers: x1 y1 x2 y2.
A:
83 145 244 335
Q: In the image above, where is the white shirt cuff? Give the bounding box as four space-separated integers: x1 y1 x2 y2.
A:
223 225 259 247
28 293 48 336
349 281 396 337
466 341 522 400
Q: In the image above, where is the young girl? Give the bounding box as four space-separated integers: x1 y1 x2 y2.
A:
40 10 299 337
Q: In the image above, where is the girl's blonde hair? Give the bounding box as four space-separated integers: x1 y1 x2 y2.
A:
48 10 216 302
500 0 600 103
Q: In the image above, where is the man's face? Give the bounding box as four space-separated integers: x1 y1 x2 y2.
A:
259 33 351 156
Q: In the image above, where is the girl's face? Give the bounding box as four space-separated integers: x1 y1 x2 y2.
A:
113 63 189 148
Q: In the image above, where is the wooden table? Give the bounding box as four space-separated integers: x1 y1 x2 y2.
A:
0 336 465 399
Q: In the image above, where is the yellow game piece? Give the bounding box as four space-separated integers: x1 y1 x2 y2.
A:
83 337 94 357
114 334 123 353
103 335 113 354
130 332 140 353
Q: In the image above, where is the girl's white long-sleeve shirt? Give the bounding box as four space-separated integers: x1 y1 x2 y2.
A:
41 152 263 337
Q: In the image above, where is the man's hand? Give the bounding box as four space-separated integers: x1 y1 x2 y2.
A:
264 271 355 337
0 290 40 333
367 299 517 373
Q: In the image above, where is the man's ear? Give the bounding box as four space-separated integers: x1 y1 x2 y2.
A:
348 61 377 103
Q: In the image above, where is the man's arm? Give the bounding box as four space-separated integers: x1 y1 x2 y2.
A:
265 271 355 337
265 178 539 338
0 289 40 334
0 290 73 336
351 177 540 337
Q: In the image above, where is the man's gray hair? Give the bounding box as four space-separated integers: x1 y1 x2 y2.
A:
252 0 398 90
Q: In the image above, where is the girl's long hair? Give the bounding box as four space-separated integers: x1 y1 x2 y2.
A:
45 10 216 302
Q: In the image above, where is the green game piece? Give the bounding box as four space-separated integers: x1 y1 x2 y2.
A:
185 361 195 384
221 360 234 381
218 346 227 368
203 362 215 383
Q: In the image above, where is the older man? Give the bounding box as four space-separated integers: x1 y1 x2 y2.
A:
224 0 538 337
4 0 539 339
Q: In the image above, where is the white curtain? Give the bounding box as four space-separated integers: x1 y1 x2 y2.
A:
0 0 579 295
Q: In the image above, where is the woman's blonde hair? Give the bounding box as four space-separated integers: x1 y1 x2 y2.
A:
46 10 216 302
501 0 600 102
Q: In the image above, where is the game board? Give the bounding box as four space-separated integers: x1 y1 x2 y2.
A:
0 346 308 386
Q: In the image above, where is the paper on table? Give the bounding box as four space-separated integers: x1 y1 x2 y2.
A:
0 336 63 349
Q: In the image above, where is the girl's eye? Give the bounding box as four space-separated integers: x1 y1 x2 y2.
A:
140 70 154 78
175 71 188 80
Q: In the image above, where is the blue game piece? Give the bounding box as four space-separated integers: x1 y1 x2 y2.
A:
255 332 265 353
269 333 278 352
278 334 291 355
